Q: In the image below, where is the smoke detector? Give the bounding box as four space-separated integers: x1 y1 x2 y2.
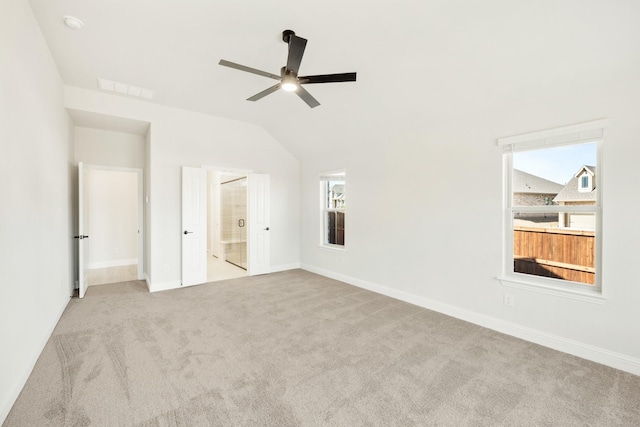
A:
63 15 84 30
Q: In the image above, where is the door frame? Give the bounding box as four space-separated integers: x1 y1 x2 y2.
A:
82 164 145 281
200 165 270 277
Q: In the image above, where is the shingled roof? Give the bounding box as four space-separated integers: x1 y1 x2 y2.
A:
553 166 596 202
513 169 563 194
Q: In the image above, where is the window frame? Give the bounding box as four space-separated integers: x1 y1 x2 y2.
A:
319 170 346 250
498 119 608 303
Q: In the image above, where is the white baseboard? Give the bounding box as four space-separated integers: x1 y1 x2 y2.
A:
147 279 182 293
88 258 137 269
300 263 640 377
0 295 70 425
270 262 301 273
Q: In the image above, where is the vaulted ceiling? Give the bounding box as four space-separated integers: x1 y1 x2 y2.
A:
28 0 640 159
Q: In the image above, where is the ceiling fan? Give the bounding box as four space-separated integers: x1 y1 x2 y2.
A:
219 30 357 108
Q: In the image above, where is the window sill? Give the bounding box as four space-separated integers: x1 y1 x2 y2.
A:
497 274 606 304
318 244 346 253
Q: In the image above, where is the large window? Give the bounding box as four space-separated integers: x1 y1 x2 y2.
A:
499 120 607 297
320 171 345 248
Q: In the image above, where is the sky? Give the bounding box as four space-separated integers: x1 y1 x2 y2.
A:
513 142 597 185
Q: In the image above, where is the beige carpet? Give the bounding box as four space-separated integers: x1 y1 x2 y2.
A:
4 270 640 426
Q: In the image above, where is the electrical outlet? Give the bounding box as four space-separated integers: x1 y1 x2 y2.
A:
504 293 515 307
164 263 170 272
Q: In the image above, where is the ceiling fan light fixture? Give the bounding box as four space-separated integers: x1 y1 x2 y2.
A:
281 81 298 92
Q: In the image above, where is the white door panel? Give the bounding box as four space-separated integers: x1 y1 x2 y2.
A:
248 174 270 275
77 162 89 298
181 166 207 286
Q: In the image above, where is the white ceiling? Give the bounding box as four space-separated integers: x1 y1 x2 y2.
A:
28 0 640 159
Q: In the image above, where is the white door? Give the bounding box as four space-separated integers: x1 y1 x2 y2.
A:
77 162 90 298
181 166 207 286
248 174 270 275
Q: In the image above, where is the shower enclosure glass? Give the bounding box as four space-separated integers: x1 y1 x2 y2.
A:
220 177 247 269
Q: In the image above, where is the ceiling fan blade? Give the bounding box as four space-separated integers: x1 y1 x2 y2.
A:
247 83 281 101
286 35 307 75
219 59 281 80
296 86 320 108
300 72 357 84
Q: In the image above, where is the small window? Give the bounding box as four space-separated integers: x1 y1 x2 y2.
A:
499 119 607 297
320 171 345 248
581 175 589 189
579 174 592 192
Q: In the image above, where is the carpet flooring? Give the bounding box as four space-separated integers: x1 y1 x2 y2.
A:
4 269 640 426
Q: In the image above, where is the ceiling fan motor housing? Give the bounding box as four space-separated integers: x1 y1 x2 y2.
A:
280 66 297 78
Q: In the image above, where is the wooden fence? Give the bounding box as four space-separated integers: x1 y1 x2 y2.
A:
513 226 595 285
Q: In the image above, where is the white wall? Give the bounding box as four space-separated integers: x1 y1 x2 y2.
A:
0 0 74 422
299 76 640 374
64 87 300 289
74 126 145 169
86 169 138 268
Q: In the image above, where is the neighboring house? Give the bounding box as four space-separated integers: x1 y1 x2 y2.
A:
329 184 345 208
513 169 564 206
553 166 596 229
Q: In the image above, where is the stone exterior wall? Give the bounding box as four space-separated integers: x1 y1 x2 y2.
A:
513 193 557 207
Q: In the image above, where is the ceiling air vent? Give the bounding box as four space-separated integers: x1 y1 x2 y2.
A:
97 78 155 100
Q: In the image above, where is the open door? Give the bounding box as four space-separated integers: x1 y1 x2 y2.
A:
182 166 207 286
76 162 90 298
248 174 270 275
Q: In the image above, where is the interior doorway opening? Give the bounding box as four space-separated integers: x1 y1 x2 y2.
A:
207 171 248 282
78 164 144 297
182 166 270 287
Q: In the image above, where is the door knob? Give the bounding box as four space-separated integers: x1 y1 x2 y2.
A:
264 227 269 231
184 230 193 235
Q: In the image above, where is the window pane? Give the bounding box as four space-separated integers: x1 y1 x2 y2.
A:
326 180 345 209
326 211 345 246
581 175 589 188
513 212 595 285
512 142 596 207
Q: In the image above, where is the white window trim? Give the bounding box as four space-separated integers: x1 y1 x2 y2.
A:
497 119 608 302
319 169 346 250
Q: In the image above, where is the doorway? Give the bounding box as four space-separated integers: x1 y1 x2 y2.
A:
181 167 270 287
78 164 143 297
207 172 248 282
